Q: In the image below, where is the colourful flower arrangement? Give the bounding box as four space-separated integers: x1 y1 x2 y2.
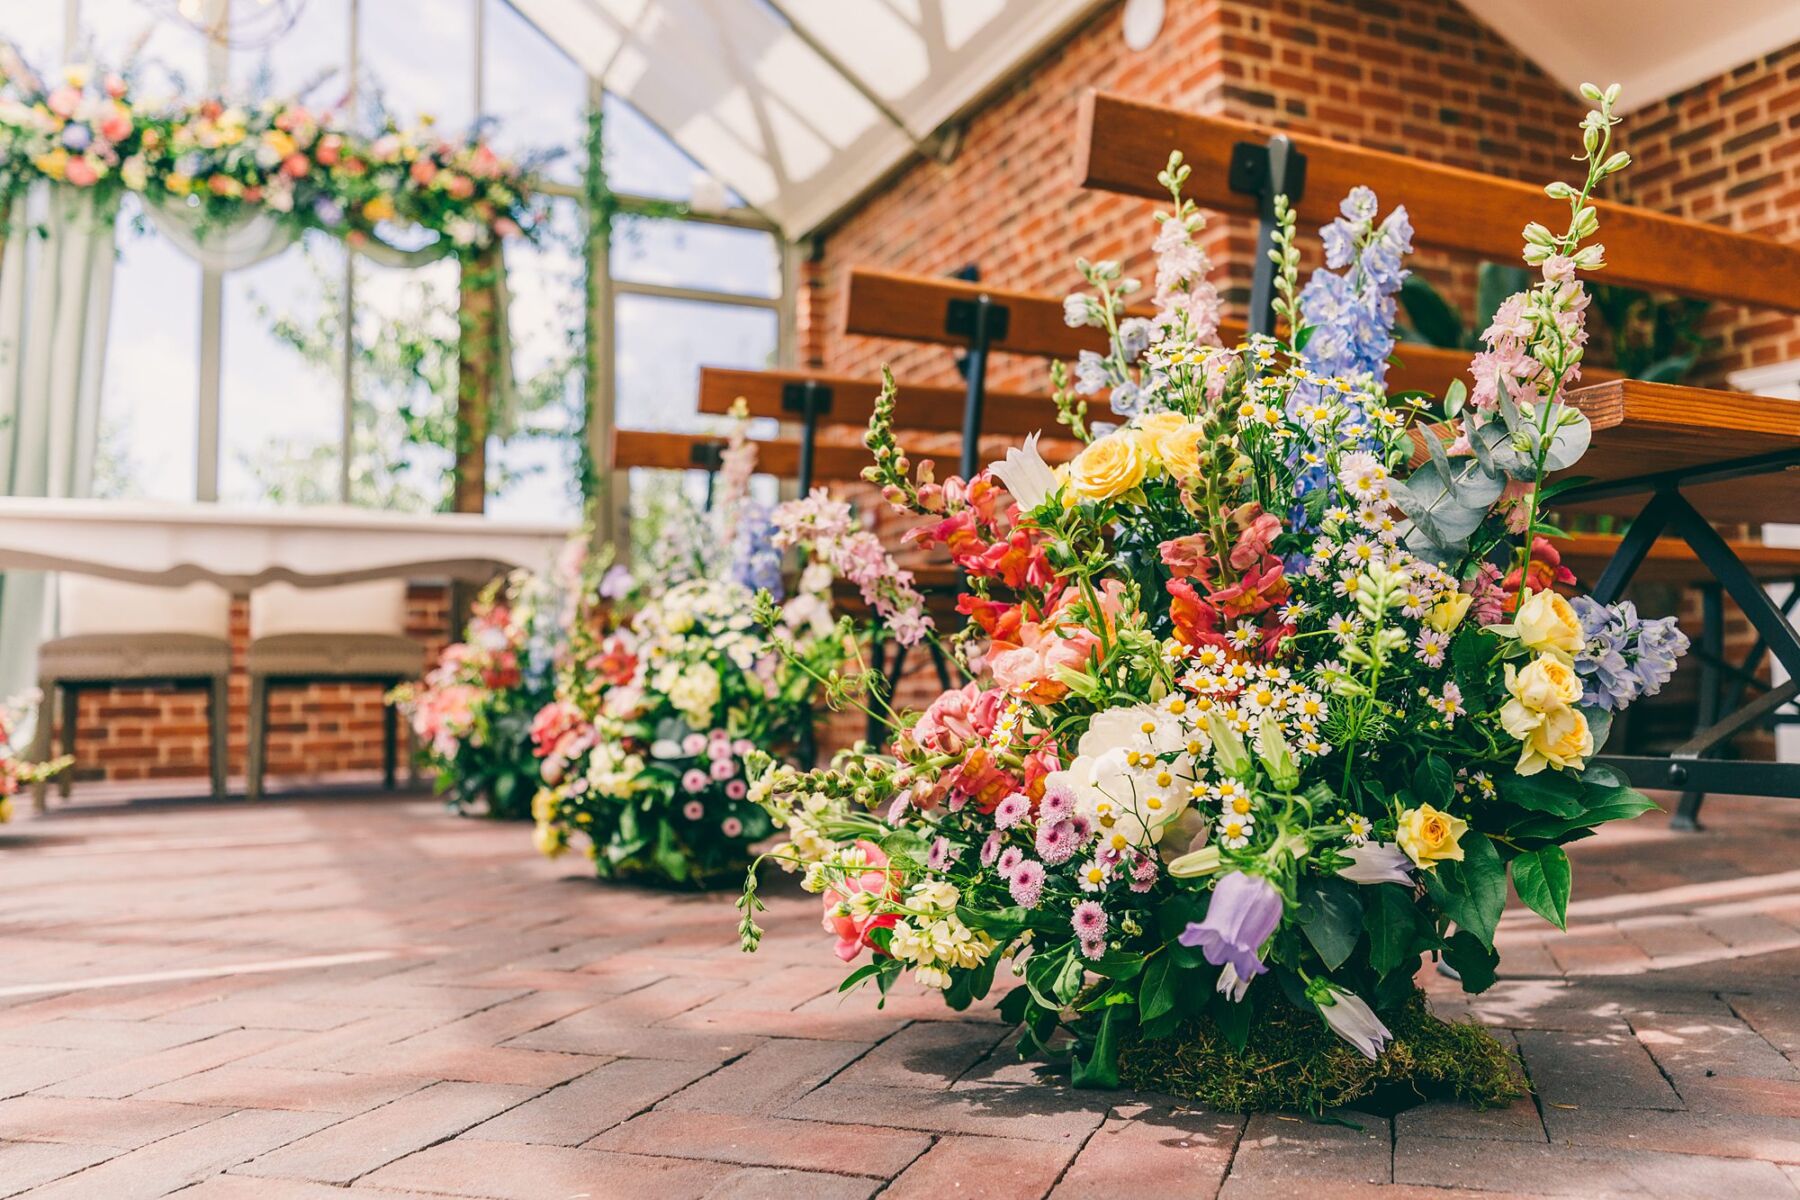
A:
737 87 1685 1107
0 49 533 254
0 690 72 822
395 569 565 821
532 415 927 887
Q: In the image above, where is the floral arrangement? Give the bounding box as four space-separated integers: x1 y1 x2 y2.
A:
0 691 72 823
738 87 1686 1109
0 49 533 253
532 415 926 887
395 569 564 821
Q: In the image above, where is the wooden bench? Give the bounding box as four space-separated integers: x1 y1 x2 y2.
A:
611 429 873 507
1073 91 1800 823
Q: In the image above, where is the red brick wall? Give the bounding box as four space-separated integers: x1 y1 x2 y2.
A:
57 584 450 790
806 0 1588 392
1619 44 1800 383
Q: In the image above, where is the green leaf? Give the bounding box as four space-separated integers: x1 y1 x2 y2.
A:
1364 884 1422 978
997 983 1033 1026
1510 845 1572 930
1085 949 1144 981
1053 952 1088 1004
1210 988 1252 1050
1498 771 1584 817
1139 955 1177 1023
1399 274 1465 349
1071 1006 1122 1089
1510 788 1658 841
1412 754 1455 808
1442 930 1500 993
1298 878 1364 971
839 962 885 992
1421 833 1507 948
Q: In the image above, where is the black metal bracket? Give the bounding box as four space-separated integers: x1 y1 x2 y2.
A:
1229 136 1307 339
781 380 833 496
944 296 1011 482
1581 474 1800 829
689 440 726 511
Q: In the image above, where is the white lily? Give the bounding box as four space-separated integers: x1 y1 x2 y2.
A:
1336 842 1415 886
1319 985 1392 1060
988 432 1058 512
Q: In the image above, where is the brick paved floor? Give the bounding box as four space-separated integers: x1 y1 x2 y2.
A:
4 791 1800 1198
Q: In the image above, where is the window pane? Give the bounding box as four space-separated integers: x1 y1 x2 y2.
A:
481 0 585 185
350 256 458 511
613 218 779 299
5 1 67 68
490 198 583 523
231 0 349 102
96 199 198 501
76 0 209 91
603 92 741 207
358 0 473 132
219 234 346 507
613 295 777 433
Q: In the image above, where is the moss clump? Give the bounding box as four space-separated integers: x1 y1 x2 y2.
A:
1116 988 1524 1113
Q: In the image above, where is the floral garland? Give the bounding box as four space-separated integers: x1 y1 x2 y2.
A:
394 568 566 821
0 52 533 254
738 87 1687 1107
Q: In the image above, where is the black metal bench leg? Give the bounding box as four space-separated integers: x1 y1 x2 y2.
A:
1673 583 1724 831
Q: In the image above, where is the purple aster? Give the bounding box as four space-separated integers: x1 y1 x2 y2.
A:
1009 859 1045 908
1178 871 1283 985
993 792 1031 830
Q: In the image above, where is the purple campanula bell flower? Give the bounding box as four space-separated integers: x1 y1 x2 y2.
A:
1318 984 1392 1060
1178 870 1283 990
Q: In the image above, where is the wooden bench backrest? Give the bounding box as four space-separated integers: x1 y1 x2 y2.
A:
696 366 1060 440
1073 91 1800 313
843 267 1563 399
611 429 870 484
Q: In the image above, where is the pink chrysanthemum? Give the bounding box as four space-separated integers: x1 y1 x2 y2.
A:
1009 860 1046 908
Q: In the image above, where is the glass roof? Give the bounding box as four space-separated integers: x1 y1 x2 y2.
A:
507 0 1108 235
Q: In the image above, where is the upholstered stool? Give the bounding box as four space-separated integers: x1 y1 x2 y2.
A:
32 577 233 808
245 581 423 800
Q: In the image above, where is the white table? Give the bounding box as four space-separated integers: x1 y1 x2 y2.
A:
0 498 575 590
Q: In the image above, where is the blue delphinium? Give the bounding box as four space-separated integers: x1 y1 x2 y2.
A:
729 500 785 602
1570 596 1690 710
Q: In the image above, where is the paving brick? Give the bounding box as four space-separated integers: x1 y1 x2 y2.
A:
782 1080 1110 1143
0 1093 224 1148
657 1036 870 1115
236 1081 533 1183
699 1166 879 1200
1542 1104 1800 1164
1634 1011 1800 1095
1227 1111 1391 1187
167 1176 450 1199
591 1109 930 1176
19 1108 339 1200
359 1139 733 1198
1395 1098 1547 1143
1516 1029 1684 1110
1394 1133 1800 1198
0 1017 232 1055
884 1134 1076 1200
139 1065 429 1114
503 1012 767 1061
833 1020 1010 1089
1051 1107 1241 1197
463 1058 717 1145
0 1140 117 1198
326 1039 603 1087
40 1026 290 1099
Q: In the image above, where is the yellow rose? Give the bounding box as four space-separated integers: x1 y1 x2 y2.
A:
1134 411 1186 446
1395 803 1469 870
1425 591 1472 633
1505 654 1582 713
1496 588 1583 662
362 195 397 222
1067 430 1149 501
530 788 557 823
1518 704 1593 776
1159 423 1210 480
